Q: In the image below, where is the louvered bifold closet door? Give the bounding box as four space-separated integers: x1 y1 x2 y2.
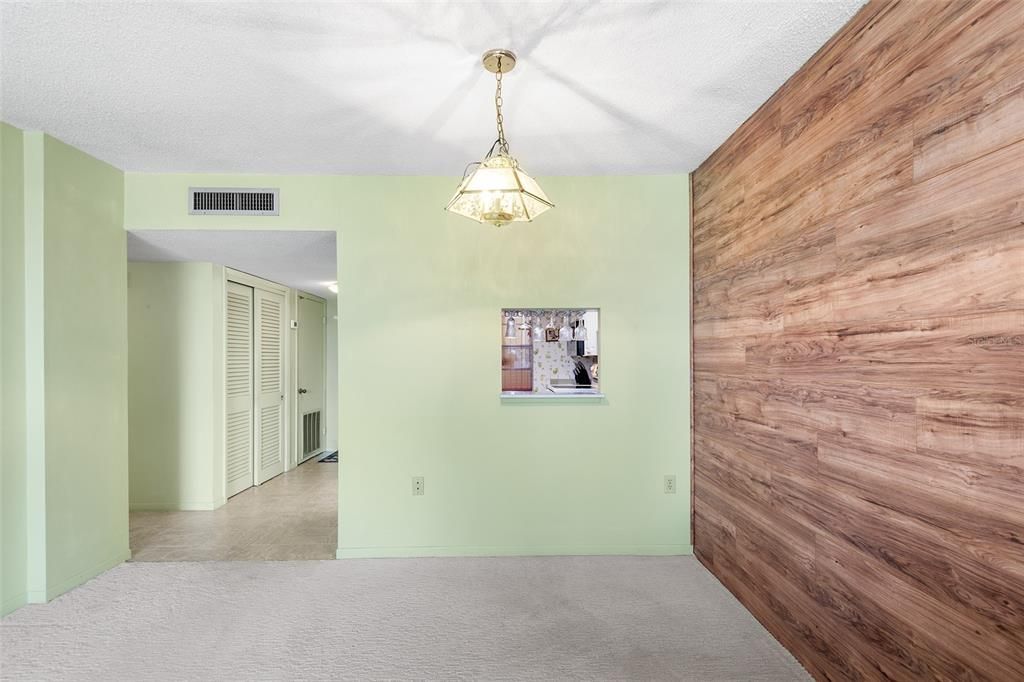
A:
254 288 286 484
225 282 255 498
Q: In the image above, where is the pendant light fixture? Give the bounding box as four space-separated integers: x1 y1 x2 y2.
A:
446 49 554 227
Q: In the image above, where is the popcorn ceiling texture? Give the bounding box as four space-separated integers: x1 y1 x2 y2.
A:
0 1 862 174
0 557 809 680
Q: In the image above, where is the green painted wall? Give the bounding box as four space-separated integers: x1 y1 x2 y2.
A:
39 135 129 598
127 174 343 230
126 173 692 558
1 123 28 616
3 126 127 613
22 132 47 604
128 262 225 510
325 296 339 452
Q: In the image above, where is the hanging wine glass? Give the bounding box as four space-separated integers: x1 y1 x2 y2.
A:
574 314 586 342
558 311 571 341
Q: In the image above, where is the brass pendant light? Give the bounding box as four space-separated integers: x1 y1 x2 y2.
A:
446 49 554 227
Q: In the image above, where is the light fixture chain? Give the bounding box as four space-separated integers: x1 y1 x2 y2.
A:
495 57 508 154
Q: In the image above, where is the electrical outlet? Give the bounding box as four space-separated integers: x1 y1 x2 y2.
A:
412 476 425 496
664 474 677 494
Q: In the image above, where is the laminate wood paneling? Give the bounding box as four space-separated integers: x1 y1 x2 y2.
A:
691 1 1024 679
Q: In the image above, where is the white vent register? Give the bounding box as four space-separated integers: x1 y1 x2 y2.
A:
189 187 279 215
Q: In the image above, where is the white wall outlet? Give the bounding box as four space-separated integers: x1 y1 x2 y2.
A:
412 476 425 496
664 474 677 494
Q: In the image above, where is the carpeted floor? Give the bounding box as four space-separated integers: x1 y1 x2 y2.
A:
0 556 808 681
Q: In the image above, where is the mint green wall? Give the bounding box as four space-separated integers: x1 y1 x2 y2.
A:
1 123 28 616
325 296 339 452
40 135 129 598
3 126 128 613
22 132 47 603
128 174 342 230
128 262 225 510
125 173 692 558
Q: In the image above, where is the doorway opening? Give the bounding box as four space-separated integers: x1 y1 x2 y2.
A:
125 229 338 561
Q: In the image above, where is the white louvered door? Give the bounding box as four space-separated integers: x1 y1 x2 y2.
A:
254 288 286 484
225 282 254 498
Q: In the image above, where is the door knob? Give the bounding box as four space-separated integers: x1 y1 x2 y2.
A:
298 388 308 394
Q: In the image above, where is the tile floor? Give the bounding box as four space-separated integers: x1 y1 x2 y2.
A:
129 457 337 561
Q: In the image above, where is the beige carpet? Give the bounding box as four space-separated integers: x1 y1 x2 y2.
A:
0 556 808 680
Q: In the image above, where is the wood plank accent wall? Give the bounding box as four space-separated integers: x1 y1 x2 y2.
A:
691 1 1024 679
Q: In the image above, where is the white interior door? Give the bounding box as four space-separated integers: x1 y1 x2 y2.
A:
255 288 286 484
225 282 254 498
297 295 325 461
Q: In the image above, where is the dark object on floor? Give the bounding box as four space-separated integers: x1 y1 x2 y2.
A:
319 451 338 463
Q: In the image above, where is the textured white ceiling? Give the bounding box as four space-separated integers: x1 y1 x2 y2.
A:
1 1 863 175
127 230 337 298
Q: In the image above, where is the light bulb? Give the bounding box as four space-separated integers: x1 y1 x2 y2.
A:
481 191 514 226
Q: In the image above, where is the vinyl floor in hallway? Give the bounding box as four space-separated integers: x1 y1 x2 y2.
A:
0 556 809 680
129 457 337 561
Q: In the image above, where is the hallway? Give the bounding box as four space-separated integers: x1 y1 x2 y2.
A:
129 459 337 561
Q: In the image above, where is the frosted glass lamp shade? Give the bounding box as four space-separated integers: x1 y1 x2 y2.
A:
446 154 553 227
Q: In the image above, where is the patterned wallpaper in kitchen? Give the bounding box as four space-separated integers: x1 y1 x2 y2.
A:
532 334 577 392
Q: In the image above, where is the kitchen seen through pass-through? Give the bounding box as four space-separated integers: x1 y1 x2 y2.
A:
501 308 600 396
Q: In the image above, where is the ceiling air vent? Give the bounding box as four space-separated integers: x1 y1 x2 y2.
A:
189 187 279 216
